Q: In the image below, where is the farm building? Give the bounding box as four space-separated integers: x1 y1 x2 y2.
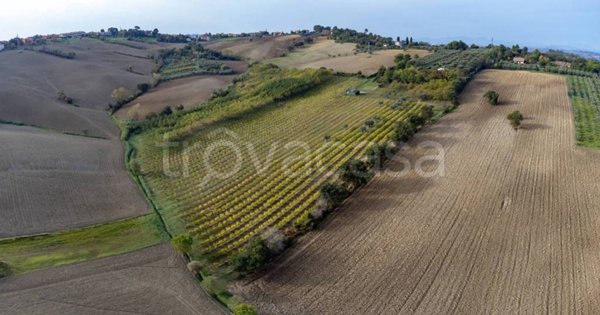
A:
513 57 526 64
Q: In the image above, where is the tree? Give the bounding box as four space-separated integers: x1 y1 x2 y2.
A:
159 106 173 116
152 28 159 37
108 27 118 36
231 236 269 273
137 83 150 93
234 304 258 315
320 182 349 207
111 87 130 104
100 28 105 33
507 110 524 130
339 159 371 187
446 40 468 50
394 120 416 142
484 91 499 105
171 234 193 254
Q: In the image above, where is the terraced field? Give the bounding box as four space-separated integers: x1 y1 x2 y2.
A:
237 70 600 314
134 76 426 258
204 35 301 61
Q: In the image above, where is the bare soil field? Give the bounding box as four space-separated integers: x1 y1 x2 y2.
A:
0 38 160 137
0 244 225 315
116 61 248 120
269 38 431 75
238 70 600 314
204 35 301 61
0 124 148 238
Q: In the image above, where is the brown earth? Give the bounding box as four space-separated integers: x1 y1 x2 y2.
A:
204 35 301 61
116 61 248 120
237 70 600 314
0 244 225 314
0 38 162 137
0 124 148 238
269 38 431 75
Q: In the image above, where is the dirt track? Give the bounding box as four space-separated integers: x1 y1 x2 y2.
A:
237 70 600 314
0 244 225 315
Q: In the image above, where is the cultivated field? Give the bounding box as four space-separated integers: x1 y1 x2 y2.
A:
238 70 600 314
0 124 148 238
0 38 160 137
0 244 225 314
116 61 248 120
269 38 431 75
135 75 426 258
204 35 301 61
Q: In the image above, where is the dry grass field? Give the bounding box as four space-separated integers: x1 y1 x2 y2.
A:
0 244 225 314
204 35 301 61
0 38 162 137
269 38 431 75
0 124 148 238
237 70 600 314
116 61 248 120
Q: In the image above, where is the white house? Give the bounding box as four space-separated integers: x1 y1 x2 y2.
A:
0 43 4 51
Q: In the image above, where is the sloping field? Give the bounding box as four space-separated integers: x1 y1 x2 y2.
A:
0 38 159 136
116 61 248 120
238 70 600 314
0 244 225 315
0 124 148 238
204 35 301 60
269 39 431 75
134 75 426 258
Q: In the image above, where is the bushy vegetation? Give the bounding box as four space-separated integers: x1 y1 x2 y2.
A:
158 43 240 80
57 90 74 104
233 304 258 315
0 261 11 278
484 91 499 105
328 26 394 50
507 111 524 130
172 234 194 255
29 46 76 59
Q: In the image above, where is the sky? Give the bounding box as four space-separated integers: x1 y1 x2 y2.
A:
1 0 599 51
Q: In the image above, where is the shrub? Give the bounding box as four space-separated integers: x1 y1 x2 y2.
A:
0 261 10 278
57 90 73 104
111 87 131 104
293 211 312 230
159 106 173 116
231 236 269 273
507 110 524 130
171 234 193 254
234 304 258 315
137 83 150 93
394 120 416 142
261 227 286 255
340 159 372 188
187 260 203 273
484 90 499 105
320 182 349 207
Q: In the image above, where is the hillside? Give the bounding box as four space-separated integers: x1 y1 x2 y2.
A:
238 70 600 314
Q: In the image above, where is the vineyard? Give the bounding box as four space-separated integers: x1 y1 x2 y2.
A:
567 75 600 147
158 43 239 80
414 48 489 70
133 75 425 259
